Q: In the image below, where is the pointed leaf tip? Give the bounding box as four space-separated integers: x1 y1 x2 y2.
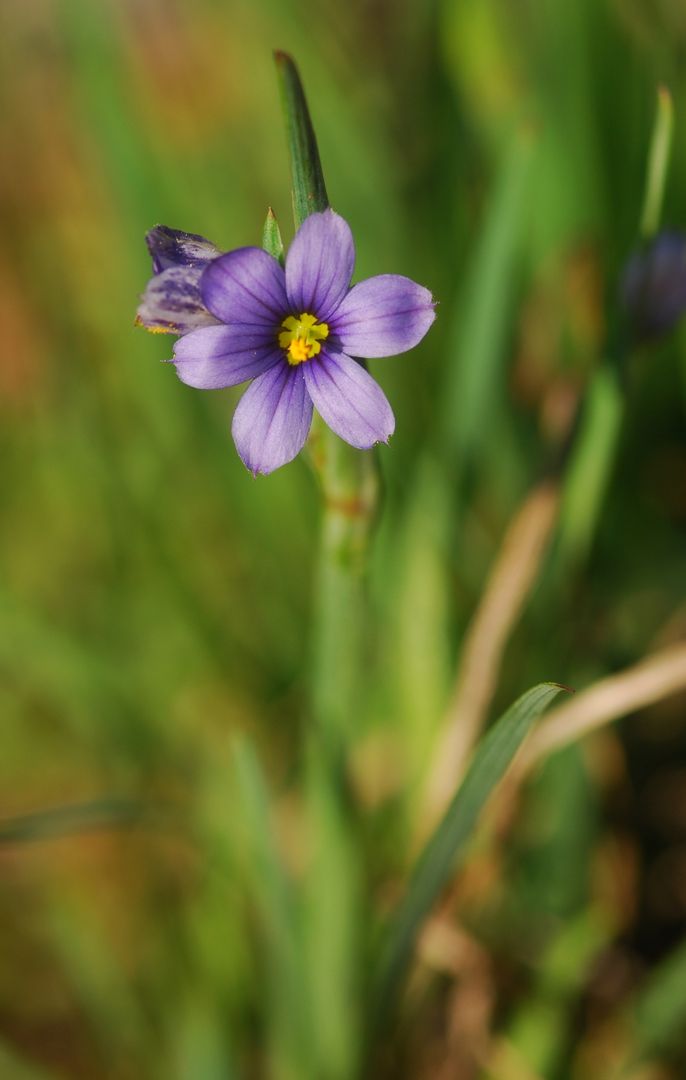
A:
262 207 285 265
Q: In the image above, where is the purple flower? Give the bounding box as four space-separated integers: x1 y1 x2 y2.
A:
139 210 436 475
620 231 686 343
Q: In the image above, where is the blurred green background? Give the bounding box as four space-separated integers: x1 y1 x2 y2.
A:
1 0 686 1076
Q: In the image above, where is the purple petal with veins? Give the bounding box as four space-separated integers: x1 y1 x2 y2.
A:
231 362 313 475
201 247 288 328
285 210 355 322
173 325 281 389
331 274 436 358
303 347 394 449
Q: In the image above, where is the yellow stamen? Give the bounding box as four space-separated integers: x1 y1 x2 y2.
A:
278 312 329 365
134 315 176 334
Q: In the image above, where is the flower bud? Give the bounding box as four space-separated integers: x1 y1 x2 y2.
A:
620 231 686 343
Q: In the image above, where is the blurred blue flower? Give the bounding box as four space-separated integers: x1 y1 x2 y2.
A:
620 231 686 343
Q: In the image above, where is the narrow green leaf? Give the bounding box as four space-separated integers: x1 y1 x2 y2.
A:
231 737 311 1079
173 1000 238 1080
232 738 293 929
0 799 152 844
439 131 534 468
274 50 329 227
262 207 285 265
371 682 567 1028
303 747 362 1080
47 898 148 1062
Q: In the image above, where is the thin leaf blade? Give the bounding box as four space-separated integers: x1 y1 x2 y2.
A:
274 51 329 227
372 681 567 1027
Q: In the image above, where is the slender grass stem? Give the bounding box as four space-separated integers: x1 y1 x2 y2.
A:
640 86 673 241
274 53 375 1078
275 51 380 743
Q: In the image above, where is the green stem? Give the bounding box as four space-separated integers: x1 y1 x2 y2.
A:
554 86 674 576
640 85 673 240
308 420 380 742
274 51 380 743
274 54 374 1076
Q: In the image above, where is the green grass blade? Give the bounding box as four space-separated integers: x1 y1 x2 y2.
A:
231 738 311 1080
303 749 362 1080
371 682 566 1029
0 799 153 844
439 131 534 468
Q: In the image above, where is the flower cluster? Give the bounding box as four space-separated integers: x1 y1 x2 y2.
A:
138 210 435 475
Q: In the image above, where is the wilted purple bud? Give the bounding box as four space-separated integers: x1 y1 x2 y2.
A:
620 231 686 343
136 226 223 335
146 226 222 274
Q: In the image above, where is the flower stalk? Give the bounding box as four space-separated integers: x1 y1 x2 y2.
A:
275 51 380 742
640 85 673 241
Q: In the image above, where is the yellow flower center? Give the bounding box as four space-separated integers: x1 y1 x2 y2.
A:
279 312 329 365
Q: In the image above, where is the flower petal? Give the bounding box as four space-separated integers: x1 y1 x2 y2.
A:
173 326 281 389
285 210 355 321
136 266 220 335
330 274 436 357
146 225 221 273
201 248 288 328
303 348 394 449
232 362 313 475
